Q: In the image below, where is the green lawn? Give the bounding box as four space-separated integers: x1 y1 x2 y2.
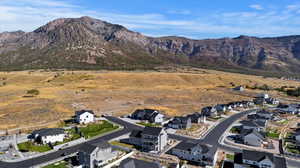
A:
286 144 300 154
136 122 161 127
80 120 119 139
17 141 52 153
266 131 280 139
230 127 240 134
109 141 135 149
226 154 235 160
42 161 68 168
54 128 81 146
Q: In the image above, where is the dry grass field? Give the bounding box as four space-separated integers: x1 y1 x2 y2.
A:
0 69 299 131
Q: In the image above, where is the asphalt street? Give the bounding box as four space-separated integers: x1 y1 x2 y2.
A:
0 109 299 168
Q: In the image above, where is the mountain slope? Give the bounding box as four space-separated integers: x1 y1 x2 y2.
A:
1 16 300 76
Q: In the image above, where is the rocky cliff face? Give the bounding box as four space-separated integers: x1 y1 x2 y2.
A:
1 16 300 76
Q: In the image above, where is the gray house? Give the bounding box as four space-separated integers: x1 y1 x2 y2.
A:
123 126 168 152
119 158 162 168
240 120 267 132
78 141 117 168
201 106 217 117
186 112 203 124
233 86 244 91
131 109 164 123
215 104 228 114
171 141 217 166
167 116 192 129
230 150 287 168
241 129 267 147
256 110 273 120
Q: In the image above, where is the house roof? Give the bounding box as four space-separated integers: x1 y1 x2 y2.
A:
241 129 266 140
97 140 111 149
79 141 111 154
257 109 272 115
242 149 274 163
173 141 209 154
170 116 190 124
142 127 163 136
240 120 265 128
274 156 287 168
120 158 161 168
76 110 94 116
79 143 98 154
32 128 64 137
130 130 142 138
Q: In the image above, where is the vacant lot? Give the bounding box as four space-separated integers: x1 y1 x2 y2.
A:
0 69 299 130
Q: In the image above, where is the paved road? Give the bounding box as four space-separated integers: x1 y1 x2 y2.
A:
0 124 130 168
1 109 299 168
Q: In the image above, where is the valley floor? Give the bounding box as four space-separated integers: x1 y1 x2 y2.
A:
0 69 299 131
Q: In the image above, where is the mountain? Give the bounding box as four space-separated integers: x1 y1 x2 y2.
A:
1 16 300 77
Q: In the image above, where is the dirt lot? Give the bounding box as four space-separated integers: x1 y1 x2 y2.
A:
0 69 299 130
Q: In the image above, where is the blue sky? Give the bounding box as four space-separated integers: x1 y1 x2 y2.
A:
1 0 300 39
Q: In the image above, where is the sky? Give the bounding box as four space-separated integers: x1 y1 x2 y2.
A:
0 0 300 39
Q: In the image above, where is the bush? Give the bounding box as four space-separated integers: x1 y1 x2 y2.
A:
286 87 300 97
27 89 40 95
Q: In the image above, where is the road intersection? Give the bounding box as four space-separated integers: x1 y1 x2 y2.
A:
0 109 299 168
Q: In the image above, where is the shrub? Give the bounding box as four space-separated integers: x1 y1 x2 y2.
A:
27 89 40 95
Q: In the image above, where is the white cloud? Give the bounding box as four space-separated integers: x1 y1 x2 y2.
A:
0 0 300 38
250 4 264 10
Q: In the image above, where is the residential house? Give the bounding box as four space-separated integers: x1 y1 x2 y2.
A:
247 114 268 123
201 106 217 117
122 126 168 152
31 128 65 144
277 104 300 115
131 109 164 124
78 141 118 168
257 93 269 99
241 129 267 147
119 158 162 168
266 98 279 105
241 101 254 108
240 120 267 132
75 110 95 124
254 97 266 105
186 112 204 124
167 116 192 129
293 130 300 143
171 141 217 166
215 104 228 114
256 110 273 120
233 86 244 91
228 149 287 168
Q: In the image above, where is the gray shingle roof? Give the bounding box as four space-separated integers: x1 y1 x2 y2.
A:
119 158 161 168
76 110 94 116
240 120 265 128
242 150 274 162
79 143 98 154
32 128 65 137
173 141 209 154
142 127 163 136
79 141 111 154
241 129 266 140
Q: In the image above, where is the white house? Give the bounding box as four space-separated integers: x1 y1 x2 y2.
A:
257 93 269 99
171 141 217 166
75 110 95 124
31 128 65 144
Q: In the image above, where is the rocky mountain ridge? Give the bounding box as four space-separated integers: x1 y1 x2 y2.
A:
1 16 300 77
